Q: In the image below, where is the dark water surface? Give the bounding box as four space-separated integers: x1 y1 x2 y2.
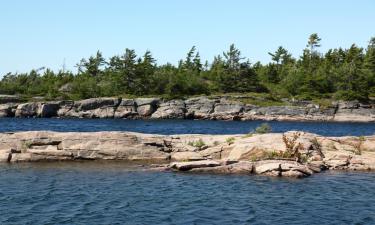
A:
1 162 375 225
1 119 375 224
0 118 374 136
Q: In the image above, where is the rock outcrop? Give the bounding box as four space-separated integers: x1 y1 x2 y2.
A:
0 131 170 162
37 102 60 118
151 100 186 119
1 131 375 178
15 102 40 117
135 98 160 117
114 99 137 118
0 103 17 117
68 97 121 118
0 96 374 122
185 97 216 119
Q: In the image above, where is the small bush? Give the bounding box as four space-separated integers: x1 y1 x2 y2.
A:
226 137 235 145
312 99 333 110
282 132 305 162
213 141 220 146
250 150 296 162
254 123 272 134
243 133 253 138
333 90 368 102
310 137 324 157
187 139 206 148
266 150 293 159
21 141 32 151
353 136 366 155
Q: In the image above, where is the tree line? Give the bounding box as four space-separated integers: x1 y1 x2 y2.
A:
1 34 374 102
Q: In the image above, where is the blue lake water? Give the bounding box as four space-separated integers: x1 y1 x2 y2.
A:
0 118 374 136
1 118 375 224
1 162 375 225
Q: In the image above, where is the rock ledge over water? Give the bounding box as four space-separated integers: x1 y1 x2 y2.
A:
1 131 375 178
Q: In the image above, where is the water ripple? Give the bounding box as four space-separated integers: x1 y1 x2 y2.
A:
1 162 375 224
0 118 374 136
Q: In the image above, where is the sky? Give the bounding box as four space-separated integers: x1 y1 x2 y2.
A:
0 0 374 75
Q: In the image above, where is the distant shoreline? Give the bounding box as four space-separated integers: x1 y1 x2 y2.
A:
1 96 374 122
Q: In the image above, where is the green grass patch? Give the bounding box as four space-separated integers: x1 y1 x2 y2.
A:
187 139 206 148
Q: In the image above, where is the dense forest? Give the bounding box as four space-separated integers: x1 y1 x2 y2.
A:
1 34 374 102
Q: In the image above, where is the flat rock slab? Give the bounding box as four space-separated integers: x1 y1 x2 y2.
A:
190 161 254 174
254 160 314 178
1 130 375 179
169 160 221 171
171 152 204 161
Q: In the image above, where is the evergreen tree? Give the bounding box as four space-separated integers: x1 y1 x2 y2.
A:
77 51 106 77
0 34 374 101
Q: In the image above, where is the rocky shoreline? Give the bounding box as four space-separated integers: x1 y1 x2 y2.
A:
0 96 374 122
1 131 374 178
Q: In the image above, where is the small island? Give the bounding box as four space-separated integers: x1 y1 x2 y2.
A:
1 127 374 178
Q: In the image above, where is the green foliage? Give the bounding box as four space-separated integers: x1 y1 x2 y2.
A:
21 141 33 151
250 150 305 162
243 133 253 138
312 99 333 110
254 123 272 134
187 139 206 148
226 137 235 145
352 136 366 155
282 132 307 162
266 150 293 160
245 123 272 138
0 34 374 102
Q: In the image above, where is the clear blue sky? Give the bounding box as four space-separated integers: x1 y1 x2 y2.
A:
1 0 374 75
